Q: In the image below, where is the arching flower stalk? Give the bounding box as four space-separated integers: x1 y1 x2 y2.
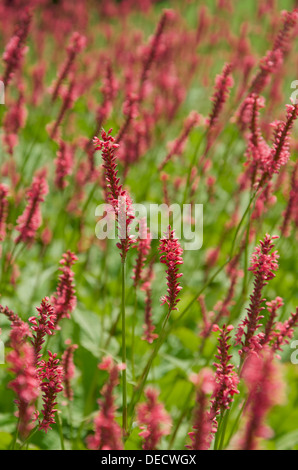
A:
94 129 135 434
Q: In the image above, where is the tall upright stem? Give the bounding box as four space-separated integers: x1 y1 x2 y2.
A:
131 288 137 381
121 260 127 436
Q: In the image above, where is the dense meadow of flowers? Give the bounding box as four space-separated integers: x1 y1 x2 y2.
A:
0 0 298 451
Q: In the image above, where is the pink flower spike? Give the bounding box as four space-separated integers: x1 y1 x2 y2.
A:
15 168 48 246
132 217 151 288
94 128 135 260
207 63 234 132
87 357 123 450
62 341 78 401
38 351 64 433
51 250 78 326
29 297 56 367
2 9 31 87
187 368 215 450
7 320 39 438
236 351 285 450
137 388 172 450
236 234 279 358
159 225 183 313
210 325 239 419
50 32 87 103
0 184 9 242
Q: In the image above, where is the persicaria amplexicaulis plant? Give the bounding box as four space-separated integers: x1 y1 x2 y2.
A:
1 1 298 453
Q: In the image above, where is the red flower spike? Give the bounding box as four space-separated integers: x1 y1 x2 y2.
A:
29 297 56 367
87 357 123 450
137 388 171 450
38 351 64 433
236 234 279 357
7 320 40 438
159 226 183 312
15 168 48 246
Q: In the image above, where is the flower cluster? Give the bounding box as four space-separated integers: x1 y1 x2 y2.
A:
158 111 201 171
2 9 31 87
51 31 86 102
132 218 151 288
29 297 56 367
0 184 9 243
272 307 298 354
61 340 78 401
54 140 74 190
93 128 135 260
159 226 183 312
210 325 239 417
2 85 27 155
265 104 298 179
38 351 64 433
237 352 284 450
261 297 284 346
51 251 78 326
207 63 234 132
137 388 172 450
15 167 48 245
280 161 298 237
187 368 215 450
236 234 279 356
7 320 40 438
87 357 124 450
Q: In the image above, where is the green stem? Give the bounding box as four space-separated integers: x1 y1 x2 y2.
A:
225 399 247 448
18 426 38 450
128 307 171 430
218 408 230 450
181 131 206 206
56 412 65 450
121 260 127 437
131 288 137 382
213 412 224 450
11 417 20 450
68 401 74 449
168 387 194 450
